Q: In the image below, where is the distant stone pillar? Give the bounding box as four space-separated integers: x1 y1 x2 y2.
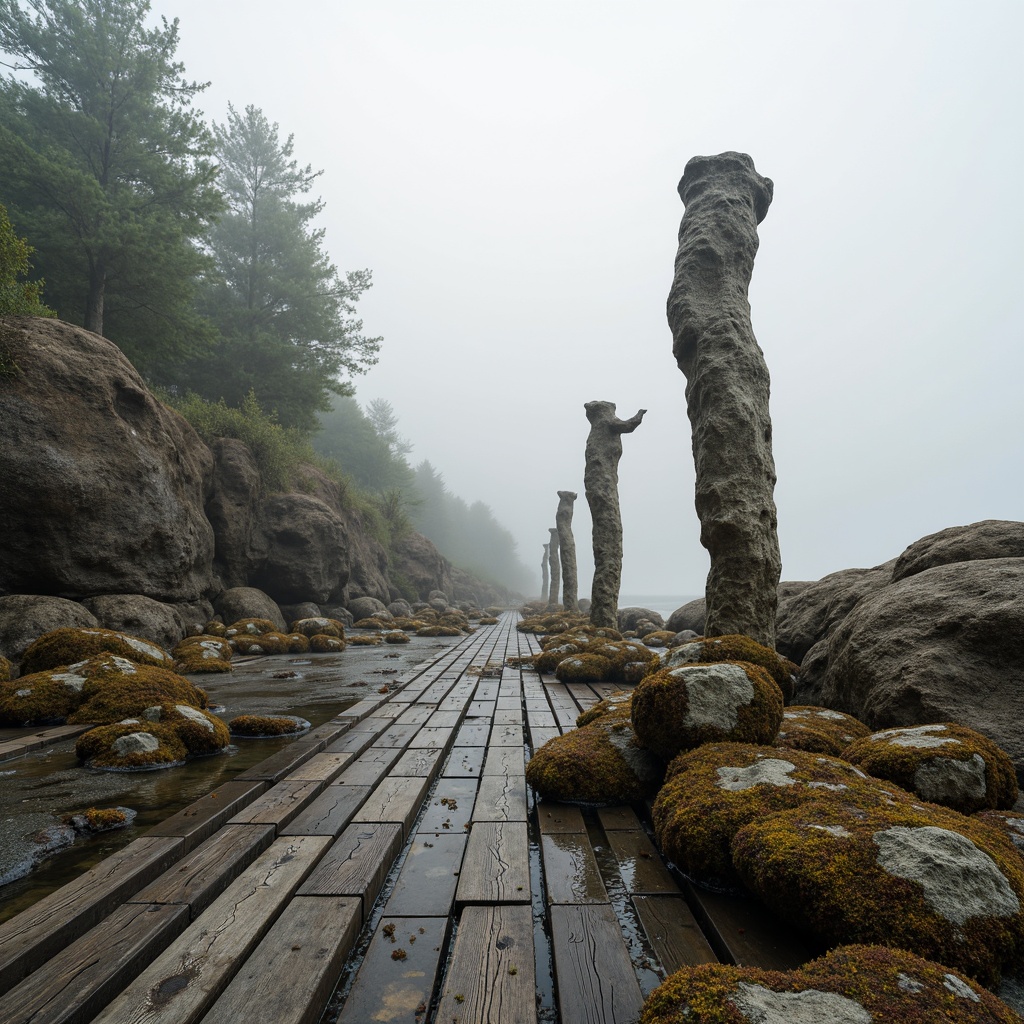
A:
556 490 579 613
547 528 560 609
584 401 645 629
541 542 550 602
666 151 781 648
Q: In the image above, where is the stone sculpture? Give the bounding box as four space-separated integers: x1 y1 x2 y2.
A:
541 542 550 603
666 151 781 648
547 528 561 609
556 490 579 613
584 401 645 628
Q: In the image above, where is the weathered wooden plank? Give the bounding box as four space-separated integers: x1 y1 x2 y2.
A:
482 744 525 776
473 774 528 822
493 707 523 725
495 696 522 711
144 780 266 850
0 902 188 1024
325 722 387 756
200 895 361 1024
385 833 467 916
455 821 530 904
0 723 92 763
540 832 608 904
373 721 425 748
284 750 354 783
435 904 536 1024
389 744 444 779
336 696 391 720
350 775 431 838
128 824 275 920
0 835 184 991
528 727 560 749
632 895 718 974
332 745 402 785
418 778 478 833
536 801 586 834
279 783 371 838
227 778 324 829
298 822 403 919
90 835 330 1024
304 720 352 745
426 709 462 728
596 806 641 831
604 828 678 894
443 745 485 778
684 882 820 970
551 705 580 730
394 704 433 725
454 721 490 747
473 681 499 701
337 916 448 1024
407 725 455 750
525 708 557 728
489 724 524 748
549 904 645 1024
234 740 324 783
466 699 496 718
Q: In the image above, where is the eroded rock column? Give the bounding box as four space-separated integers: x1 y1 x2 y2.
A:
584 401 645 628
547 528 561 609
556 490 579 613
541 542 550 602
666 151 781 647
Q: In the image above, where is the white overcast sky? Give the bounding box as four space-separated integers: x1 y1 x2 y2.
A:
159 0 1023 597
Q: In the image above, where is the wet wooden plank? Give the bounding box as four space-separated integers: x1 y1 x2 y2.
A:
473 774 528 822
350 775 432 838
0 723 92 762
473 681 499 701
443 745 485 778
550 904 645 1024
336 696 391 721
91 835 330 1024
144 780 266 850
536 801 586 834
298 822 403 919
325 722 388 756
426 709 462 728
234 740 324 783
333 745 402 785
482 744 525 777
418 778 478 834
632 895 718 973
454 721 490 746
435 904 535 1024
389 744 444 779
0 835 185 991
285 750 354 783
526 708 557 728
495 696 522 711
596 806 640 831
467 699 496 718
489 724 524 748
604 828 678 894
456 821 530 904
200 895 361 1024
304 720 352 745
528 727 560 749
227 778 325 830
394 704 433 725
407 725 455 750
279 783 371 837
128 824 275 920
684 882 820 970
374 721 425 748
540 832 608 904
0 902 188 1024
385 833 467 916
337 916 447 1024
493 707 523 725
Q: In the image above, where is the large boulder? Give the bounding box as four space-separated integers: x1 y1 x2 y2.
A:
213 587 286 632
618 607 665 632
205 437 266 590
800 558 1024 781
348 596 390 622
80 594 187 652
390 532 453 601
892 519 1024 583
0 319 214 601
666 598 705 635
341 507 390 602
0 594 98 662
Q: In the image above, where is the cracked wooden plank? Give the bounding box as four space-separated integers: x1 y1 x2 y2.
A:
279 783 371 838
350 775 431 838
144 780 266 851
227 779 325 831
540 832 608 905
385 833 467 916
631 895 718 974
472 774 528 822
455 822 530 905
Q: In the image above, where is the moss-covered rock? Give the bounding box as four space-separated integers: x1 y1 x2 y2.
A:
589 640 661 682
632 662 784 762
309 633 346 652
732 797 1024 984
0 655 10 682
284 632 310 653
844 724 1019 814
478 616 499 625
21 627 173 674
776 705 872 757
224 618 277 637
65 657 208 724
202 620 228 637
347 634 382 646
229 632 291 655
352 616 392 630
383 630 411 644
415 625 463 638
517 611 590 635
653 742 908 887
664 634 799 700
289 617 346 639
75 721 188 770
526 715 662 805
642 630 677 648
0 674 84 725
62 806 135 834
577 690 633 728
977 811 1024 855
172 636 233 674
639 944 1023 1023
228 714 311 737
140 703 230 756
554 653 614 683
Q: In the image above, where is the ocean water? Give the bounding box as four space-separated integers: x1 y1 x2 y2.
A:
619 594 701 620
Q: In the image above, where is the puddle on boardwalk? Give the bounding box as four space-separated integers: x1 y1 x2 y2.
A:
0 638 456 922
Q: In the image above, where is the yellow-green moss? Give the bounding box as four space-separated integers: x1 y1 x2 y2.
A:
0 655 10 682
478 617 499 625
776 705 871 757
588 640 660 682
229 632 290 655
383 630 411 644
632 662 784 762
224 618 277 636
75 721 187 770
554 653 613 684
309 634 346 652
353 617 391 629
284 633 310 653
642 630 677 648
142 703 230 756
416 626 462 638
21 627 173 674
172 636 233 674
976 810 1024 855
640 944 1022 1024
0 675 83 725
289 617 346 639
664 634 798 700
62 807 129 832
517 611 590 635
843 723 1019 814
203 620 228 637
347 634 382 646
577 691 633 728
66 659 208 724
653 742 911 887
229 714 310 737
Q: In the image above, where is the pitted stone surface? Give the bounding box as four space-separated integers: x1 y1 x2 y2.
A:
914 753 987 806
876 724 959 749
873 825 1020 924
896 973 924 994
676 663 755 731
556 490 579 613
943 974 981 1002
731 983 871 1024
716 758 797 791
111 732 161 756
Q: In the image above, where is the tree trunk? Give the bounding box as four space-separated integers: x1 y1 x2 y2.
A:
547 528 561 609
556 490 579 613
666 151 781 647
584 402 645 628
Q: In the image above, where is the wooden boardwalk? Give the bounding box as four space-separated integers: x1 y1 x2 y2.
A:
0 612 814 1024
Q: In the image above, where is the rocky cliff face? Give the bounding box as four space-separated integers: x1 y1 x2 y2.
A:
0 318 502 657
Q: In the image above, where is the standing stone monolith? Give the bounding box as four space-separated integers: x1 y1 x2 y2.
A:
666 151 781 648
541 542 550 602
556 490 579 613
584 401 645 629
547 528 561 609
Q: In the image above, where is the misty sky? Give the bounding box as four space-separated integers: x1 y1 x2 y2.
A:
158 0 1024 597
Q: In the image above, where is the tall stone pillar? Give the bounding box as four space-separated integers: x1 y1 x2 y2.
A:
540 542 550 602
547 528 561 609
584 401 645 629
666 151 781 648
556 490 579 613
